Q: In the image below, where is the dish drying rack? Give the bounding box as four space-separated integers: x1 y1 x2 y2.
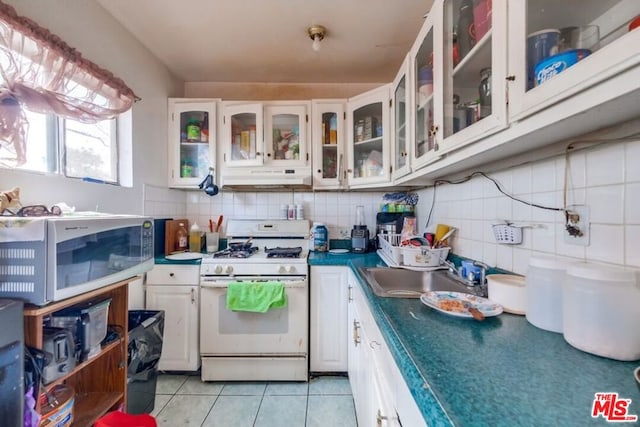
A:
377 233 449 271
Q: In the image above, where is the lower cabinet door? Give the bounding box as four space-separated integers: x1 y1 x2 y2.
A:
146 285 200 371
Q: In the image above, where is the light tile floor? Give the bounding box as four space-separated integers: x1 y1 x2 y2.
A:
151 373 358 427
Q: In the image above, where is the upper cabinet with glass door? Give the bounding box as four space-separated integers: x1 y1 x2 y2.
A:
168 99 217 188
410 12 440 172
347 86 391 188
222 103 263 167
437 0 508 155
507 0 640 121
312 100 346 189
391 55 412 181
264 104 308 167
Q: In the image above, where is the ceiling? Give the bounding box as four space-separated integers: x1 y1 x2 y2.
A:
96 0 431 84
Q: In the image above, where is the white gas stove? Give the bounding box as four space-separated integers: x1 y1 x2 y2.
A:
199 219 310 382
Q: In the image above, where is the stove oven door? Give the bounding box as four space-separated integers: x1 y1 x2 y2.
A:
199 276 308 356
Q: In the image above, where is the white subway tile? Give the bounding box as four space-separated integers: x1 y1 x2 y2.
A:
557 150 586 191
530 223 556 254
531 160 556 193
625 140 640 183
470 240 484 260
511 166 532 195
512 248 532 275
482 242 497 267
625 183 640 224
495 245 513 271
587 185 624 224
586 144 624 186
585 224 624 265
625 225 640 267
531 192 559 223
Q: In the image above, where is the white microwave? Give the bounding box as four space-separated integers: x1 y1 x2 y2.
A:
0 215 154 306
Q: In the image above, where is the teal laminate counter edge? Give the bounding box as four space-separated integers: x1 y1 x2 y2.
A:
308 251 640 427
153 255 202 265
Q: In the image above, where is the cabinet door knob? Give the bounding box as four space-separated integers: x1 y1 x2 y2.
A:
169 273 174 277
317 169 321 173
256 152 262 156
267 153 272 157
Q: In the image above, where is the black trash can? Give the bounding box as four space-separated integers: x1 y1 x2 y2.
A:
127 310 165 414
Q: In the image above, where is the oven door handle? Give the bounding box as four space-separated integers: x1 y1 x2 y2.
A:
200 280 307 289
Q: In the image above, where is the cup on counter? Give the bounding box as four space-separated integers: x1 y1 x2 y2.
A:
206 232 219 253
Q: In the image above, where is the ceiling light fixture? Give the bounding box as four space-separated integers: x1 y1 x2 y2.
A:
307 25 326 52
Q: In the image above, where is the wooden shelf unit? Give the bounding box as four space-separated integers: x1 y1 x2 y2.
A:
23 277 135 426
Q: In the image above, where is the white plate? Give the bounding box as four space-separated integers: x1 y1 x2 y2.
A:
165 252 204 260
420 291 503 318
329 249 349 254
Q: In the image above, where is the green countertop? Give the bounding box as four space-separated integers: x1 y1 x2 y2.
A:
308 251 640 426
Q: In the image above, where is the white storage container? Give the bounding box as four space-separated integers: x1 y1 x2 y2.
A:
487 274 526 315
563 264 640 361
526 256 571 333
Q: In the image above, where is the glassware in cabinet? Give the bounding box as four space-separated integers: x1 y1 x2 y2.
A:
347 86 390 186
169 99 217 188
312 100 346 189
508 0 640 121
392 54 412 180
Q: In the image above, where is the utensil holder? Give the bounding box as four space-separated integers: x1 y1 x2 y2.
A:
492 223 523 244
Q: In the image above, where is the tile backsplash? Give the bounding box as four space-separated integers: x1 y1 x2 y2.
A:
415 139 640 275
144 139 639 274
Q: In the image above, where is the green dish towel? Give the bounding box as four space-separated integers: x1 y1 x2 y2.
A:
226 281 287 313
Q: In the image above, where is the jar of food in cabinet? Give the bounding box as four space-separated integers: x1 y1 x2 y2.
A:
563 263 640 361
526 256 572 333
478 67 491 118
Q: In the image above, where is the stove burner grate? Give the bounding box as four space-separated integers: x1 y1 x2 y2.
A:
265 246 303 258
213 246 259 258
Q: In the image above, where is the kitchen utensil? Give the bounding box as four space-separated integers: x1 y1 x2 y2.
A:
434 224 450 243
486 274 526 315
209 219 214 233
434 227 456 247
216 215 224 233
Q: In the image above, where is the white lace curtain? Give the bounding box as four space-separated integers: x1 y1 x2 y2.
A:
0 0 139 165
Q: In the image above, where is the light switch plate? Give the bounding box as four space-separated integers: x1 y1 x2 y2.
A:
564 204 590 246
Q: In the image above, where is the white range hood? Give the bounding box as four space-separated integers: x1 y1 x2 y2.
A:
220 167 312 189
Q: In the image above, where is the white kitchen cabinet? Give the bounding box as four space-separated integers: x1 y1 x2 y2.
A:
347 271 415 427
168 98 218 188
311 100 347 189
145 264 200 371
310 266 349 372
391 54 412 181
507 0 640 121
347 86 392 188
220 101 312 187
408 0 508 170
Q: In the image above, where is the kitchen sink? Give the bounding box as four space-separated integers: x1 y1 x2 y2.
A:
358 267 486 298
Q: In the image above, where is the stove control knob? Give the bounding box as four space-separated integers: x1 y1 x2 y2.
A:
278 265 287 274
287 265 296 273
214 265 223 274
225 265 234 274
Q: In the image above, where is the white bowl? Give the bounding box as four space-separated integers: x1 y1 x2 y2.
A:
487 274 526 315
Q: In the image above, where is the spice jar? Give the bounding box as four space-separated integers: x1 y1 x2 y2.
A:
478 67 492 118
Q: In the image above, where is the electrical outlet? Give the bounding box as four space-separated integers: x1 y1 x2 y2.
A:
564 204 590 246
338 228 351 239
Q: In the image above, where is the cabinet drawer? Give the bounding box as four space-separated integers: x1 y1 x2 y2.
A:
146 264 200 285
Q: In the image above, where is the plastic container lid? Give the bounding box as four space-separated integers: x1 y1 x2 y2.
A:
527 28 560 38
566 263 637 283
528 255 570 270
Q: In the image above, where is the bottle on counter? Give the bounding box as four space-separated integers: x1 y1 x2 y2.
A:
189 222 202 252
311 222 328 252
176 222 188 252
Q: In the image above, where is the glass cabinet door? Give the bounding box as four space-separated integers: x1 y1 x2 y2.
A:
442 0 492 138
312 101 345 189
392 55 411 179
225 103 263 166
264 105 307 166
508 0 640 120
347 85 390 186
169 100 216 188
412 21 438 169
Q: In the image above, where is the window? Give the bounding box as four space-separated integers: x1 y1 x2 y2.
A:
1 109 120 183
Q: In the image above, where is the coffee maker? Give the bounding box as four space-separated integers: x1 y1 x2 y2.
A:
351 206 369 253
